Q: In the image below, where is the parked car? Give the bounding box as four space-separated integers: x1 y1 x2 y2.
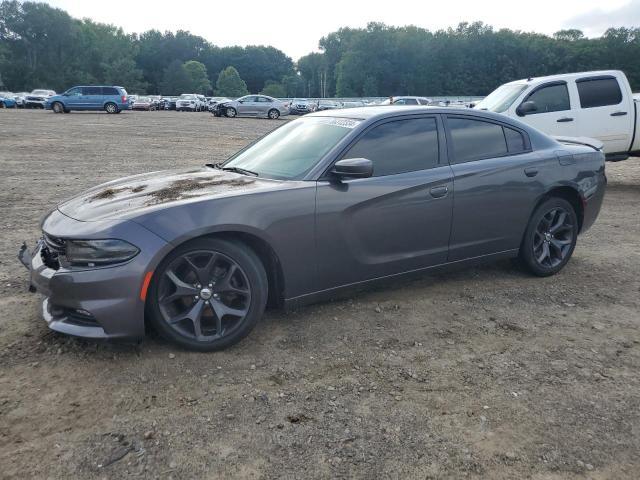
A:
25 89 56 108
215 95 289 119
196 95 207 111
208 97 230 113
475 70 640 161
341 101 366 108
0 91 17 108
176 94 203 112
379 96 431 106
132 96 157 111
13 92 29 108
46 86 129 113
316 100 341 111
289 98 315 115
160 97 177 110
147 95 161 110
19 106 605 351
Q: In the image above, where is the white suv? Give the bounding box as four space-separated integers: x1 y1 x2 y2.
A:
176 93 204 112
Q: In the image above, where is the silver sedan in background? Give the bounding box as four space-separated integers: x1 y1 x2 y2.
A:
218 95 289 119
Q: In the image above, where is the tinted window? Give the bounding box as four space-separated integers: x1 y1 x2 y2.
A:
577 77 622 108
504 127 526 153
102 87 118 95
525 83 570 113
343 118 439 176
448 118 507 163
394 98 418 105
83 87 102 96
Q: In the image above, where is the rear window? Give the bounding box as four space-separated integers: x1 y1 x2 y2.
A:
577 77 623 108
102 87 119 95
504 127 527 154
448 117 508 163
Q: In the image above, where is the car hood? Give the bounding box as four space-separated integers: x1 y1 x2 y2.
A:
57 167 280 222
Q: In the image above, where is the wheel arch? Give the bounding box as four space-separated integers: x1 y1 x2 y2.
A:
147 230 285 310
533 185 584 232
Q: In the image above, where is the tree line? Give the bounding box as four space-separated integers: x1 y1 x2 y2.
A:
2 1 640 98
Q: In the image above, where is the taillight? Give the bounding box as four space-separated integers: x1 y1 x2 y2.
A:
121 96 127 102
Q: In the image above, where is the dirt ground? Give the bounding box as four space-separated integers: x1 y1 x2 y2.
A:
0 109 639 480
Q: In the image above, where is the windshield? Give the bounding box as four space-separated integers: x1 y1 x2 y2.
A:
180 94 195 99
475 84 528 113
137 97 150 102
32 90 52 95
223 117 361 180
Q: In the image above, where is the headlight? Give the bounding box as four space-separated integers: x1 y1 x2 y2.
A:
64 239 139 267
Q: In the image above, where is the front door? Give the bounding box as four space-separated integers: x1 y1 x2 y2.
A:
237 96 258 116
513 81 578 138
315 115 453 291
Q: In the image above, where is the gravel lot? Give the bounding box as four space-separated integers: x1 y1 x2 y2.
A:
0 109 639 479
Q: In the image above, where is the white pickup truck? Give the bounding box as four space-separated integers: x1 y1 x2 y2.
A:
475 70 639 161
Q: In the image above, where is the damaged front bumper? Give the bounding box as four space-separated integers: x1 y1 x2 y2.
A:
18 209 168 340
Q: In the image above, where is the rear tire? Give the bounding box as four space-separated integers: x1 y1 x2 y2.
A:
268 109 280 120
147 237 268 352
52 102 64 114
0 101 5 108
519 197 578 277
104 102 118 114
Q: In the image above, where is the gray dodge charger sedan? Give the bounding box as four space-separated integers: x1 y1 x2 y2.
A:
19 107 606 351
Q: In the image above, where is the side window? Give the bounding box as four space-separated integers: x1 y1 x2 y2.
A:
448 117 508 163
102 87 118 95
525 83 570 113
66 87 82 96
504 127 527 154
577 77 622 108
342 118 439 176
83 86 101 96
257 96 272 103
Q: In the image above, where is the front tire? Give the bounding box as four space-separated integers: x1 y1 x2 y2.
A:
226 107 237 118
268 109 280 120
147 238 268 351
519 197 578 277
52 102 64 113
104 102 118 114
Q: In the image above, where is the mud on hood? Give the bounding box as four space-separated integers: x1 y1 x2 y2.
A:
58 167 274 221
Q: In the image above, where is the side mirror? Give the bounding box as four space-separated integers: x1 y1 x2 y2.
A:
331 158 373 179
238 100 244 103
517 100 537 116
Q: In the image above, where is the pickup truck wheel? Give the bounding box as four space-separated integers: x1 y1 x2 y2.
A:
104 102 118 114
519 197 578 277
268 109 280 119
147 237 268 352
51 102 64 113
226 107 237 118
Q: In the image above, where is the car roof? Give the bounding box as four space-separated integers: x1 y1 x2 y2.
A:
504 70 623 86
307 105 515 123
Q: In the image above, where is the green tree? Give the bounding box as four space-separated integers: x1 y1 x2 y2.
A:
183 60 211 94
160 60 193 94
215 66 248 97
261 80 286 97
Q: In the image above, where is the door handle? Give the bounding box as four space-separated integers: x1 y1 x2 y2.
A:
556 117 573 123
429 185 448 198
611 111 627 116
524 167 538 177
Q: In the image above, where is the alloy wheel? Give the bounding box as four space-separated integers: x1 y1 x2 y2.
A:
157 250 251 342
533 207 574 268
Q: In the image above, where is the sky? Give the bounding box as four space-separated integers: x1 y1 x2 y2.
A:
44 0 640 60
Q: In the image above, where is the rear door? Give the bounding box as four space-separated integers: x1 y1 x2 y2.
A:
445 115 545 261
256 96 273 115
514 81 578 137
574 75 633 154
315 115 454 290
82 86 102 109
